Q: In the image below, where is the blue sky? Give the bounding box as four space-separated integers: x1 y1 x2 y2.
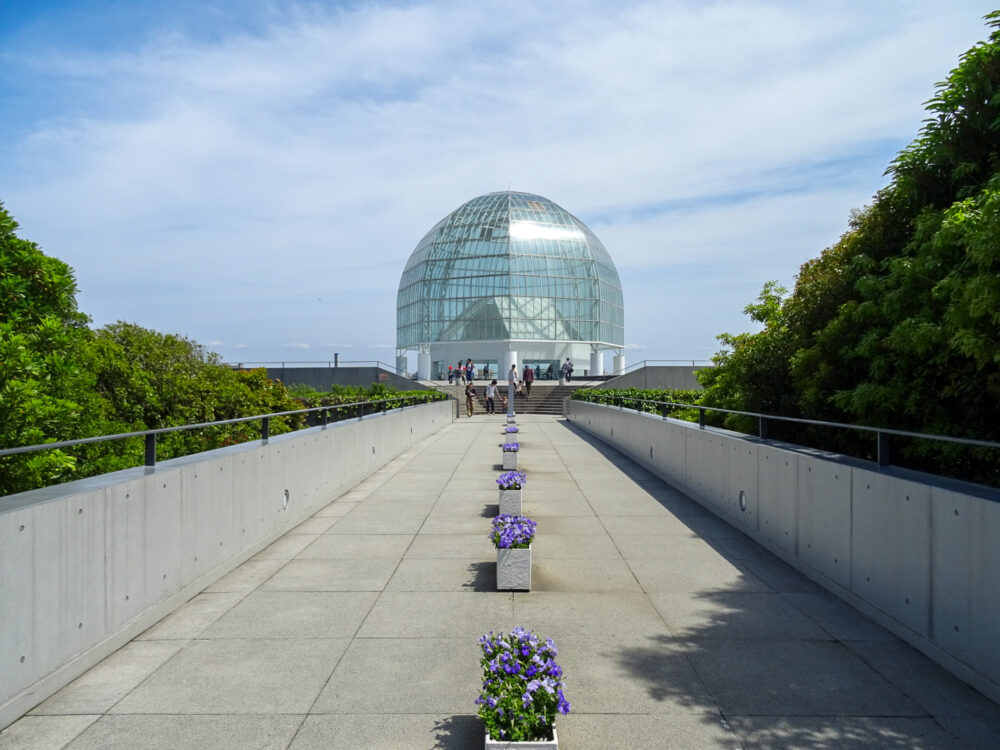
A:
1 1 996 370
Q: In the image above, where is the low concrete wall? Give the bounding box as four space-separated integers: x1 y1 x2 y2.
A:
602 365 707 390
566 399 1000 705
0 399 453 729
261 366 421 392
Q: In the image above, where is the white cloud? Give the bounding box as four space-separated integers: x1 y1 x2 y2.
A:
1 1 995 362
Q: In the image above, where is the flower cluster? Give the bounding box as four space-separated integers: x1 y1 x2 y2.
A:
490 514 536 549
476 628 570 742
504 425 519 434
501 442 520 452
496 471 526 490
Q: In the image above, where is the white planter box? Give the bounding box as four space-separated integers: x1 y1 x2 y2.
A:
506 415 516 424
497 546 531 590
485 727 557 749
498 488 522 515
502 451 518 470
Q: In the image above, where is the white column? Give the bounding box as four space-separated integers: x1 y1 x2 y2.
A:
395 355 408 376
501 350 518 376
613 354 626 375
417 352 431 380
590 351 603 378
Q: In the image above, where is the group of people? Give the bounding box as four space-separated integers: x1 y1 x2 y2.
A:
461 358 575 417
448 358 483 385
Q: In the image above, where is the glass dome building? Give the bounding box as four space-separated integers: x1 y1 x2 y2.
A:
396 191 625 380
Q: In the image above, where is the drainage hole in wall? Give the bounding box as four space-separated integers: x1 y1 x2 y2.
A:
867 577 870 582
163 573 167 580
372 446 375 454
19 525 25 532
78 622 83 629
905 598 910 604
954 509 959 516
738 490 747 511
78 508 83 514
125 595 129 601
282 489 290 510
19 656 25 663
834 558 838 564
955 625 960 632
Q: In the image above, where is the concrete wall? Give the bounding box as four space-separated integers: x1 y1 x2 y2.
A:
602 365 708 390
260 366 421 392
565 399 1000 705
0 399 453 729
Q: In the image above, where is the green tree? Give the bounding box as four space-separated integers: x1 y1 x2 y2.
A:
0 203 103 494
702 13 1000 480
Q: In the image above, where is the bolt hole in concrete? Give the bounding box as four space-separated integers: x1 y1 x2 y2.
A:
282 489 290 510
739 490 747 511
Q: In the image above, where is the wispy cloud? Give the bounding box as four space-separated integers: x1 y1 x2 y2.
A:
1 1 994 363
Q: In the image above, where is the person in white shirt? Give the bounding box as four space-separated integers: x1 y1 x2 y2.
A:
507 365 519 416
485 380 497 414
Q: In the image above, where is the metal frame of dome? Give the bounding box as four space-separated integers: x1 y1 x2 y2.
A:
396 191 624 379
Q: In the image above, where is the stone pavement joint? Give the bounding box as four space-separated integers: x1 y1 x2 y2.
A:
3 415 999 749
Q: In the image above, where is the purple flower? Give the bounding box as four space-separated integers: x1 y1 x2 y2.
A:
496 471 526 490
501 441 520 452
477 629 570 742
490 515 537 549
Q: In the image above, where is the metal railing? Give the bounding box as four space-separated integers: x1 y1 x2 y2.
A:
578 395 1000 468
228 360 405 374
0 395 442 469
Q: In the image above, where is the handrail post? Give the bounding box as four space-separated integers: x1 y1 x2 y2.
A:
878 432 891 467
358 403 363 421
322 409 329 429
698 408 706 429
144 433 156 467
759 416 769 440
261 416 270 442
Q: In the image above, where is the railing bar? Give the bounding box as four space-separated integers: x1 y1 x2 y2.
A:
0 396 442 458
578 396 1000 450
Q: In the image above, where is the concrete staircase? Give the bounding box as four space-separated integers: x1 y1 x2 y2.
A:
438 381 591 416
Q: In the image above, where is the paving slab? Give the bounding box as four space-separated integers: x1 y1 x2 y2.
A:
200 591 378 638
727 716 968 749
31 642 183 714
110 638 349 714
0 716 99 750
67 714 303 750
312 638 480 714
297 532 413 559
288 714 480 750
261 558 398 591
684 639 924 716
358 591 513 637
135 592 244 640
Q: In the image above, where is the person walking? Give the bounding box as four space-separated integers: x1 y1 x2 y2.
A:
522 363 534 399
485 379 497 414
465 380 476 417
561 357 574 382
447 366 454 384
465 359 475 383
457 361 465 384
507 364 519 416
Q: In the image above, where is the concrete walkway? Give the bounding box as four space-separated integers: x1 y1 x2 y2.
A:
4 415 1000 749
